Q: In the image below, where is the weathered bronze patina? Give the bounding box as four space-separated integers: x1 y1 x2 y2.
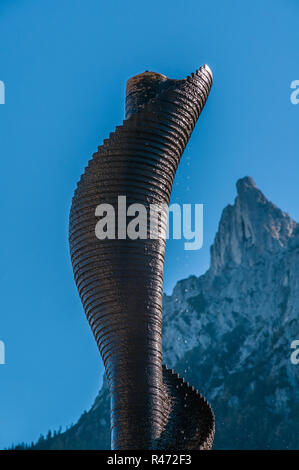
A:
69 65 214 450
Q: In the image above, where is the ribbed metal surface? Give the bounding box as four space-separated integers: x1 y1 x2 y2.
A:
69 65 214 449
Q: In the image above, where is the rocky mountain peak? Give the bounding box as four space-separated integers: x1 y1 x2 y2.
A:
210 176 297 273
236 175 257 192
21 176 299 450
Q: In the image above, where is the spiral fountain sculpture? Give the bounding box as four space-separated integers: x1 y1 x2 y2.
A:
69 65 215 450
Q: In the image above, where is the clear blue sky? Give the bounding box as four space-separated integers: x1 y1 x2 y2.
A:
0 0 298 449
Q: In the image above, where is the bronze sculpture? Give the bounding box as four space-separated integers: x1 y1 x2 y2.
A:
69 65 214 449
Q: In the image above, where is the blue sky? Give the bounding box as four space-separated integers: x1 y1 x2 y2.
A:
0 0 298 449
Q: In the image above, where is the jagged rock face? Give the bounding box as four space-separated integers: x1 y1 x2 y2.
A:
163 177 299 449
210 176 297 273
31 177 299 450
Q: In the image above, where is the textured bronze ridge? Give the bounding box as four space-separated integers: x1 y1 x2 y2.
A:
69 65 215 450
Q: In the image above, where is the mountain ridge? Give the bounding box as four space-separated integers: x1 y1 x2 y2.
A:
15 176 299 450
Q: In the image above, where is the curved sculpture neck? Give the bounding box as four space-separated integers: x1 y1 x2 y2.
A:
69 66 214 450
